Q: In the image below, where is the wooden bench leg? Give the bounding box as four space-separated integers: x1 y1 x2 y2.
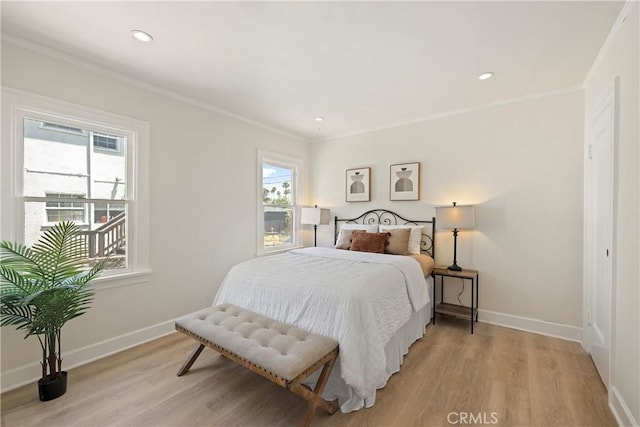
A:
177 343 205 376
311 352 338 412
289 349 339 427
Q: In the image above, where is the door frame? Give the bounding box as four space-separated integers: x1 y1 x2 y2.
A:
582 78 618 389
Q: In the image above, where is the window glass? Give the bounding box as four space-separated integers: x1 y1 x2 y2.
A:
262 162 295 250
93 133 120 151
23 117 127 271
45 193 86 222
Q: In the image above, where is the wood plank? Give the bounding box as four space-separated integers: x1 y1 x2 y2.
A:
0 320 616 427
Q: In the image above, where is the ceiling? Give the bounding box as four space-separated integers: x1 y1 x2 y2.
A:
1 1 624 141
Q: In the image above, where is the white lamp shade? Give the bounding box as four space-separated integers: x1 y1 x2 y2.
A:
301 207 330 226
435 205 475 230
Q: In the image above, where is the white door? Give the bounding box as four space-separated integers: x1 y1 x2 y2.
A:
585 83 616 389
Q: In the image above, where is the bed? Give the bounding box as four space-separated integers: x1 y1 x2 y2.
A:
213 209 436 412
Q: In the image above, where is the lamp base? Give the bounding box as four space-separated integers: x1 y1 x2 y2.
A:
448 228 463 271
447 263 462 272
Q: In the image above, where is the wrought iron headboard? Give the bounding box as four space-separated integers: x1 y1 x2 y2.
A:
334 209 436 258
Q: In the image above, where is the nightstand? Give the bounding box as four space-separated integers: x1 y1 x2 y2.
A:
432 266 479 333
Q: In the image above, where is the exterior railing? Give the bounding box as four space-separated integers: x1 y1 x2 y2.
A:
78 212 126 258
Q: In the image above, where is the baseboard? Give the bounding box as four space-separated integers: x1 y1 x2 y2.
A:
478 309 583 342
610 386 639 427
1 320 175 393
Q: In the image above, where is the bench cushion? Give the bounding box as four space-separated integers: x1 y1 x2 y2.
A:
175 304 338 381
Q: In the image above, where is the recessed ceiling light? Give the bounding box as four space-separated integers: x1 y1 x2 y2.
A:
478 72 494 80
315 117 324 122
131 30 153 42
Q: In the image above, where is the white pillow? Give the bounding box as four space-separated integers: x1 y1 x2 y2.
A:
335 224 379 249
379 225 423 254
341 223 379 232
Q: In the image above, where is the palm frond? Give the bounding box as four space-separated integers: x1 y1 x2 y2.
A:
30 221 90 285
0 305 35 332
61 263 105 288
0 241 46 280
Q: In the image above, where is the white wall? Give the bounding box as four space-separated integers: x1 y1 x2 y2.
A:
0 40 311 389
584 2 639 425
312 90 585 333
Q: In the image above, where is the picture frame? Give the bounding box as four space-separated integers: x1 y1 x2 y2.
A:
345 167 371 202
390 162 420 201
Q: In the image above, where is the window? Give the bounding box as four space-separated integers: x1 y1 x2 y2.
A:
2 88 150 285
94 202 125 223
93 133 120 151
45 193 86 222
257 151 302 254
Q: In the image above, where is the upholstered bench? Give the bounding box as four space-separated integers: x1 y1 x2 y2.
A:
175 304 339 426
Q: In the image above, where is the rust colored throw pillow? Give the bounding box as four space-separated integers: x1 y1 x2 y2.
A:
349 232 390 253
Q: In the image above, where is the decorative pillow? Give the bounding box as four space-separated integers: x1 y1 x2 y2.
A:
334 224 379 249
349 232 390 253
379 225 423 254
334 229 365 249
385 228 411 255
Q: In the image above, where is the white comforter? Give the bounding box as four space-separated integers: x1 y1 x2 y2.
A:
213 247 429 402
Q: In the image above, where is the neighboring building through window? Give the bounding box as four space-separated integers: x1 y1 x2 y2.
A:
94 201 125 223
40 122 86 135
22 117 127 270
258 151 302 253
45 193 86 222
93 133 120 151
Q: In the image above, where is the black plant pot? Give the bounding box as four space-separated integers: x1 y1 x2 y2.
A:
38 371 67 401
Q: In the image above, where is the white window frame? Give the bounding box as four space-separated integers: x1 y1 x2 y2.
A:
257 150 303 256
1 87 151 288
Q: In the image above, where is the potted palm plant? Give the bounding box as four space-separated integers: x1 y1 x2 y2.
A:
0 221 105 401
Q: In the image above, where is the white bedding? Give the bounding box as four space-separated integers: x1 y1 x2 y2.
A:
213 247 430 408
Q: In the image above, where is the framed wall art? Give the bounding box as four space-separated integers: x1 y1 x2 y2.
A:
345 167 370 202
390 162 420 201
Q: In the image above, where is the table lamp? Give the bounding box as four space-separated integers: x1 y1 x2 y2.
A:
435 202 475 271
301 205 330 247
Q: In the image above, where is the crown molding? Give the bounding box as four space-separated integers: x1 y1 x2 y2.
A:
319 85 583 142
583 0 636 86
1 33 309 143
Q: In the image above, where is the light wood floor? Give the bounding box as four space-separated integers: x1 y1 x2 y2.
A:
1 317 615 427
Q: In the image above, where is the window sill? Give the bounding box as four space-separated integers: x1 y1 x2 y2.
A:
258 245 304 257
92 269 152 291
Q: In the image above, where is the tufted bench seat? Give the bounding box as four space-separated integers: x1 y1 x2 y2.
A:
175 304 339 426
